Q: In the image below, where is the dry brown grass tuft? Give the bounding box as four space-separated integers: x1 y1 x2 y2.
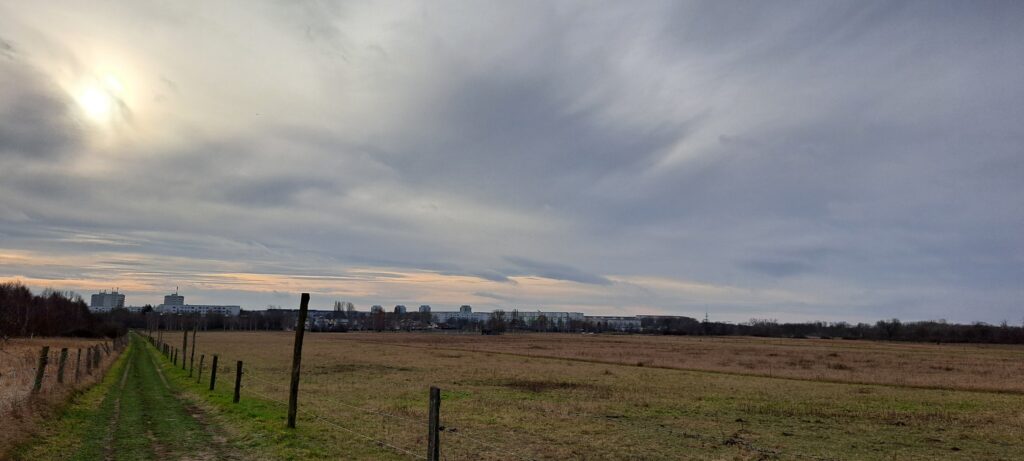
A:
0 337 120 457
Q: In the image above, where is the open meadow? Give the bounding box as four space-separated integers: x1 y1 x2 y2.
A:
175 331 1024 460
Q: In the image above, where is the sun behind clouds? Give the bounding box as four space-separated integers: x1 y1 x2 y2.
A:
75 73 127 124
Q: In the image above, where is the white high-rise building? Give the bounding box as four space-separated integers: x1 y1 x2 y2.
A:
89 291 125 312
163 292 184 306
157 292 240 317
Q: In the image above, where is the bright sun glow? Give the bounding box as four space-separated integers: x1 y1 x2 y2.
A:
79 87 113 120
77 73 126 123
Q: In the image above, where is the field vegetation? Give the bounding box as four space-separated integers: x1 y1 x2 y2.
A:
351 333 1024 393
0 337 121 457
166 331 1024 460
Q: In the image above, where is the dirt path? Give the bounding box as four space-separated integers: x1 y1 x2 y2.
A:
13 334 236 461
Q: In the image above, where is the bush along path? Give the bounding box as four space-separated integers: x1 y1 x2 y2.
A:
13 333 238 461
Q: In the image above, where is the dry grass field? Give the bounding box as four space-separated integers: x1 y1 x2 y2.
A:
350 333 1024 393
0 337 120 457
179 331 1024 460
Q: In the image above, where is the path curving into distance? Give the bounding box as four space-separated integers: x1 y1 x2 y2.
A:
13 333 237 461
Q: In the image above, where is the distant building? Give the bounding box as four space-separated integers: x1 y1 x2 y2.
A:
418 305 431 313
584 315 641 331
429 305 585 326
163 293 185 306
370 305 384 313
156 292 240 316
89 291 125 313
394 305 407 314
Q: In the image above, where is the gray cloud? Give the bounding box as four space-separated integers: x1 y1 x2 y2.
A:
0 1 1022 323
503 256 612 286
0 52 81 160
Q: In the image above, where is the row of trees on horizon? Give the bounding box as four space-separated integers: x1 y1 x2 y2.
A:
0 282 124 338
2 282 1023 344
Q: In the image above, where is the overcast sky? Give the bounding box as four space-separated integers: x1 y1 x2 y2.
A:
1 1 1021 323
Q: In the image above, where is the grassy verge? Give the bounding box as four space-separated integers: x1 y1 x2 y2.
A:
11 337 134 460
144 335 409 460
13 334 225 461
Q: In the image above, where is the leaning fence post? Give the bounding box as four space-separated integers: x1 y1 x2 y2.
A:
197 354 205 383
75 348 82 383
427 386 441 461
173 348 178 367
209 355 219 391
182 329 188 371
288 293 311 429
32 346 50 393
57 348 69 384
233 360 243 403
189 325 197 377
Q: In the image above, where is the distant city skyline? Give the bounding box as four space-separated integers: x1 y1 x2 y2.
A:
1 2 1022 324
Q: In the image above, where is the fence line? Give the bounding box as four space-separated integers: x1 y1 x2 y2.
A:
198 352 539 460
146 324 843 461
0 335 128 414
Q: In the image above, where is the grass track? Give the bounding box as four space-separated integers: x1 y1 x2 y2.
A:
13 334 227 461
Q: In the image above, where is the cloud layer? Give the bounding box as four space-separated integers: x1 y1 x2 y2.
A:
1 1 1022 323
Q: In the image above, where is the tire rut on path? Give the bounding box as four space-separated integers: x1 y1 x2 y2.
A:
143 338 236 461
19 335 243 461
103 347 134 461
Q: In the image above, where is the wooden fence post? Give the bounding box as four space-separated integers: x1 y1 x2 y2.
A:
32 346 50 393
209 355 218 391
57 348 68 384
233 360 243 403
197 354 205 384
93 347 100 370
182 330 188 370
75 348 82 383
427 386 441 461
174 348 178 367
86 347 93 375
189 325 197 377
287 293 310 429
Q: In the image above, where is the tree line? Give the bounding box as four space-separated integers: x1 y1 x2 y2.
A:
2 281 1022 343
638 316 1024 344
0 282 124 338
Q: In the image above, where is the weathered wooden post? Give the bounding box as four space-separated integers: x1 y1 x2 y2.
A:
57 348 69 384
86 347 94 375
189 325 197 377
182 329 188 370
233 360 243 403
427 386 441 461
74 348 82 383
93 347 100 370
287 293 310 429
197 354 205 384
209 355 219 391
32 346 50 393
